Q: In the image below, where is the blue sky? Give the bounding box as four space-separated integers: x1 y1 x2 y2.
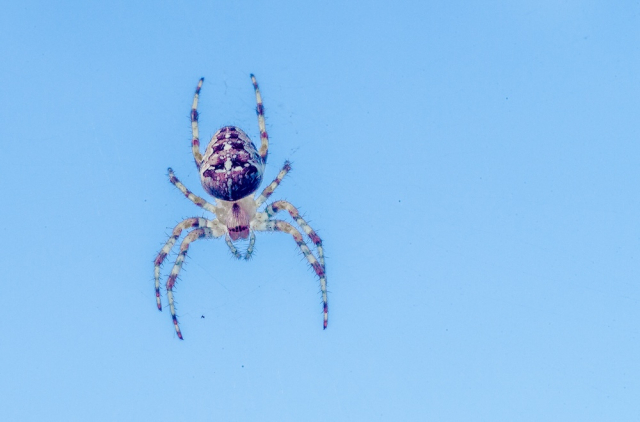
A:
1 1 639 421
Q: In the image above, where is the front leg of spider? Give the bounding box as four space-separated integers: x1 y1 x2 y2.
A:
154 75 327 339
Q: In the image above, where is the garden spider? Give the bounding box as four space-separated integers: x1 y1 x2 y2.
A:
154 75 327 339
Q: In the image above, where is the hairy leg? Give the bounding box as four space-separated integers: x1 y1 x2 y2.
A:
166 224 225 339
254 220 328 329
250 74 269 161
154 217 211 310
255 161 291 208
168 168 216 213
191 78 204 169
265 200 325 269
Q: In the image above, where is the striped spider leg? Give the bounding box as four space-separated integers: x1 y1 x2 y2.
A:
165 224 225 339
253 162 328 328
155 74 327 339
255 161 325 270
252 217 328 329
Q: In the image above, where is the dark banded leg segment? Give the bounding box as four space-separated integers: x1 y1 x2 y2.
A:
250 74 269 162
265 200 325 269
255 220 328 329
166 226 223 339
255 161 291 208
168 168 216 213
154 217 210 310
191 78 204 169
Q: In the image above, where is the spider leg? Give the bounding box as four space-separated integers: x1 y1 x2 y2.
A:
168 168 216 213
255 161 291 208
154 217 211 310
166 224 225 340
254 220 328 329
264 200 325 269
250 74 269 162
191 78 204 169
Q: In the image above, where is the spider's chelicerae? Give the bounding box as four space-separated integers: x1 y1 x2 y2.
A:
154 75 327 339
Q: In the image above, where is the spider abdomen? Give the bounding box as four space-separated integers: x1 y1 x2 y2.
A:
200 126 265 201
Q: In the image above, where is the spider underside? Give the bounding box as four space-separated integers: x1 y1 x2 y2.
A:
154 75 327 339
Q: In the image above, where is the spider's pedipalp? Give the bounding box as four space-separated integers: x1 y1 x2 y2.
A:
255 161 291 208
245 231 256 260
154 217 210 310
254 219 328 329
191 78 204 169
225 231 257 260
225 234 243 259
167 224 225 340
251 74 269 162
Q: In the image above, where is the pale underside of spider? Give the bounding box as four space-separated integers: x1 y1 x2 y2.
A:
154 75 327 339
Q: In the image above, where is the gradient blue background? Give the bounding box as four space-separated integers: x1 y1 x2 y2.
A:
1 1 639 421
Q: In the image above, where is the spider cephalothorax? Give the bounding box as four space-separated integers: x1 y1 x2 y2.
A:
154 75 327 339
215 196 257 241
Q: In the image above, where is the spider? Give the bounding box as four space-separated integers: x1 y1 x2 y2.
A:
154 75 327 339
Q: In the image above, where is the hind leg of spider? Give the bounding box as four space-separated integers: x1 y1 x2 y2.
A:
154 217 212 310
255 161 291 207
255 220 328 329
264 200 325 269
166 225 224 339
